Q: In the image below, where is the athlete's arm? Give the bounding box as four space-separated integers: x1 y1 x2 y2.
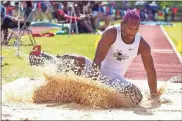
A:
138 37 158 97
90 28 116 78
93 28 116 69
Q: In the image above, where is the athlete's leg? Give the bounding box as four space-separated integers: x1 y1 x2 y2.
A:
102 74 143 107
82 57 143 106
82 56 143 106
57 54 87 75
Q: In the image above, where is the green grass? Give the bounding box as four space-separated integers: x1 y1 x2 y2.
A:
2 33 99 84
1 47 39 84
163 22 182 55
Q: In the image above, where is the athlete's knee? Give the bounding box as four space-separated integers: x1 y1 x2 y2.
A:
122 84 143 106
103 75 143 106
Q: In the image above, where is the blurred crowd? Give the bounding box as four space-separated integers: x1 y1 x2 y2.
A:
133 3 178 22
1 1 180 35
1 1 116 34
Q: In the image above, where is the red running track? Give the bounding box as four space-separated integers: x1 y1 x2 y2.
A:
125 25 182 81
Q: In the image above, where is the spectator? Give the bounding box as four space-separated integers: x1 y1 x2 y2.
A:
12 2 19 17
1 2 6 24
4 1 14 16
34 1 53 22
1 2 6 44
82 1 90 15
91 1 113 31
12 2 24 17
62 1 71 15
33 1 44 21
164 5 170 21
44 1 54 22
143 8 149 21
171 6 178 21
1 1 32 45
135 7 140 15
90 1 100 29
55 8 94 33
151 8 157 21
49 2 61 20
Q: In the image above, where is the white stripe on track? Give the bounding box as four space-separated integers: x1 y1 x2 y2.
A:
151 49 174 53
160 26 182 63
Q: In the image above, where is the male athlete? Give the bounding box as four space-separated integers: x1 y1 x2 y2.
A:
44 10 158 106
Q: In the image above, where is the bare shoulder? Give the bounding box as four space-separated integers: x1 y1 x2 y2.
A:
138 36 151 55
100 27 117 45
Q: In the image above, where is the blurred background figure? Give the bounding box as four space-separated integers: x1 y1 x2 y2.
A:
3 1 14 16
171 5 178 21
1 1 6 24
33 1 53 22
90 1 113 31
1 1 33 45
164 5 170 21
33 1 43 21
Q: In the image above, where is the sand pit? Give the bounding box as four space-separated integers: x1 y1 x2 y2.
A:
2 76 182 120
2 73 141 108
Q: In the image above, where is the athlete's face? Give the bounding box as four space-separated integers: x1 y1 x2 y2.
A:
121 19 140 39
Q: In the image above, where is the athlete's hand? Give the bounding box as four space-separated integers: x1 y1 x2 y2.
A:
149 86 166 100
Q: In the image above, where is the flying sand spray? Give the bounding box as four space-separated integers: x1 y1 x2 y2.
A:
29 45 170 100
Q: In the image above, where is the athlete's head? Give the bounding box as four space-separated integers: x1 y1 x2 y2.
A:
120 9 140 39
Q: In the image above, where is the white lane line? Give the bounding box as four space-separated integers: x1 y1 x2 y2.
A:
151 49 174 53
152 49 173 52
160 26 182 63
